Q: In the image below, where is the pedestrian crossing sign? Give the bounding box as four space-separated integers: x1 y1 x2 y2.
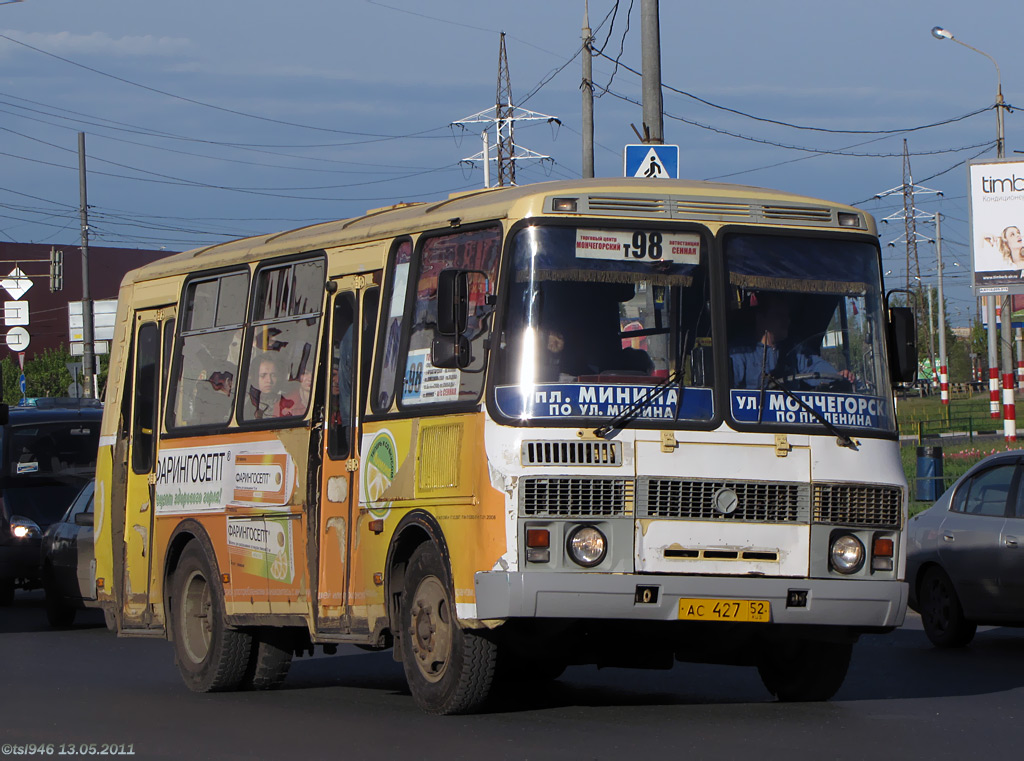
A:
624 144 679 179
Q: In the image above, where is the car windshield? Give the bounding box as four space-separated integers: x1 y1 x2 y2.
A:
492 224 713 424
724 233 894 433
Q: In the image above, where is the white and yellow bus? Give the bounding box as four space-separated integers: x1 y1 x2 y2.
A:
95 177 917 714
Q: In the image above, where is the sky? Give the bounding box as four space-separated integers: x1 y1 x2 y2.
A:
0 0 1021 328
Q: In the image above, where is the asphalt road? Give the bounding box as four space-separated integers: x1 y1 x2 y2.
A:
2 590 1022 761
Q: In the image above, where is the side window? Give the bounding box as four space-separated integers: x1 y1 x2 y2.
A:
957 464 1015 517
361 287 380 416
1014 466 1024 519
374 239 413 412
399 226 501 408
241 258 325 422
131 322 159 474
327 293 356 460
172 271 248 428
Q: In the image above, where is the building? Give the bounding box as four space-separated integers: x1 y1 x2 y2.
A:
0 242 173 361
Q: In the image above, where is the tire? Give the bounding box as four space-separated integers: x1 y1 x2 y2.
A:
399 543 498 715
43 573 77 628
919 567 977 648
0 578 14 607
103 608 117 632
170 542 253 692
758 639 852 702
243 629 293 690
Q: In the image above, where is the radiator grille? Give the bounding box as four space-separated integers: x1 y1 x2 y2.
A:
521 440 622 467
417 423 462 490
520 477 631 517
638 478 809 522
813 483 902 528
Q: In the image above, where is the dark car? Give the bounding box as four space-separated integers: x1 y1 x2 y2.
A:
40 480 100 627
0 400 102 605
906 450 1024 647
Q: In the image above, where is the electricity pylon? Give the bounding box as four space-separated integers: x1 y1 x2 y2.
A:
453 33 560 187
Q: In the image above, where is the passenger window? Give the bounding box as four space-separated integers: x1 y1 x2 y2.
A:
374 239 413 412
241 258 325 422
172 271 248 428
958 464 1015 517
399 227 501 408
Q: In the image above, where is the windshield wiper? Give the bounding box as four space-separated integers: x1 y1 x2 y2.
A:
760 372 858 450
593 369 682 439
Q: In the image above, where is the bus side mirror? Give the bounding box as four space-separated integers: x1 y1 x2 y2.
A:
433 269 471 369
431 335 470 369
437 269 469 336
887 306 918 384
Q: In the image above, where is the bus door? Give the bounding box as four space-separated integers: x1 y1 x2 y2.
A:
122 308 175 628
316 279 378 632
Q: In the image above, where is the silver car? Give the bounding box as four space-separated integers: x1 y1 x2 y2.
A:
906 450 1024 647
39 480 98 628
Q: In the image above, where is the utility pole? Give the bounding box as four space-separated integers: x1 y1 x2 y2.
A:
581 1 595 178
935 213 949 405
640 0 663 143
78 132 94 399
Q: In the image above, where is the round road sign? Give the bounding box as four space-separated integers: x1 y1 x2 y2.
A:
6 327 30 352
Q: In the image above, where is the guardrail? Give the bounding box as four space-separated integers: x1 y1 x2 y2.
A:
898 413 1001 443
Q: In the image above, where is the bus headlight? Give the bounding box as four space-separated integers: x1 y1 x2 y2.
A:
830 534 865 574
566 526 607 567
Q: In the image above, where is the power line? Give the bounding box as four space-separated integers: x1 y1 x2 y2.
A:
595 49 999 136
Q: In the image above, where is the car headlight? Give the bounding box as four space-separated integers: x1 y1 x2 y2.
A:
10 516 41 540
830 534 865 574
566 525 607 567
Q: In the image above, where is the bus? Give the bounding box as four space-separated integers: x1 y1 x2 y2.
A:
94 177 917 714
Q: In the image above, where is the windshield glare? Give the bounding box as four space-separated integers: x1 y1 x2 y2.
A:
725 233 894 433
494 225 714 423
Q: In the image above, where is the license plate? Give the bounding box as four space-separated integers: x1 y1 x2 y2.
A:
678 598 770 622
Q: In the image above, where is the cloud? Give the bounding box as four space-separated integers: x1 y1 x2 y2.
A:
0 29 192 58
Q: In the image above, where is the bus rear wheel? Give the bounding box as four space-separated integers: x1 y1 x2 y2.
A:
757 639 852 702
399 543 498 715
171 542 252 692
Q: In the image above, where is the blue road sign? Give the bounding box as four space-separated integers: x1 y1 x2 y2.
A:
624 144 679 179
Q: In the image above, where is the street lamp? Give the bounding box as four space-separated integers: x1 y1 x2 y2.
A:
931 26 1004 158
932 25 1011 433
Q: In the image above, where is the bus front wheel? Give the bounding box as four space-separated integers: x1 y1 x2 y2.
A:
170 542 253 692
399 543 498 715
757 639 852 702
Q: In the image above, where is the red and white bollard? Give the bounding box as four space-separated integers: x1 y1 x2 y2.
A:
1005 371 1018 442
940 364 949 405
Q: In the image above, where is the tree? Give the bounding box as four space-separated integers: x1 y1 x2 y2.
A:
0 345 108 404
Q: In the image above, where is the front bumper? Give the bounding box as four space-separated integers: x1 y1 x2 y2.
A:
475 571 908 629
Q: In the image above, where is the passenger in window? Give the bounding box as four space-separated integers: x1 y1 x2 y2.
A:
278 370 312 417
247 355 284 419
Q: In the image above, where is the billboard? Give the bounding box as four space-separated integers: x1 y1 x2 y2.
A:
969 158 1024 295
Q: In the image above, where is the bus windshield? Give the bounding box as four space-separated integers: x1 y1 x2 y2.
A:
493 224 715 423
725 233 894 434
